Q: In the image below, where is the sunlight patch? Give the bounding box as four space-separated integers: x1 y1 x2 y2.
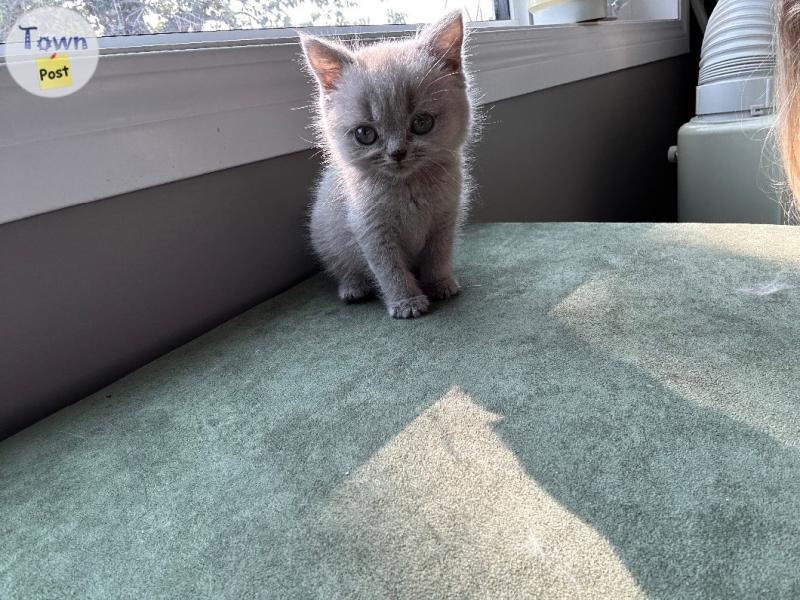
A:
316 387 644 598
645 224 800 268
549 271 800 448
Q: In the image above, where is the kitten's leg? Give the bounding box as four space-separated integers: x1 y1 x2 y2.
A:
337 269 375 303
419 221 461 301
309 176 376 303
357 231 429 319
324 240 375 303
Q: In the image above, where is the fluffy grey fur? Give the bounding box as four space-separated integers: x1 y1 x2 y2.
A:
300 11 475 319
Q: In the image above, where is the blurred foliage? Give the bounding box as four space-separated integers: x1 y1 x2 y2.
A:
1 0 410 37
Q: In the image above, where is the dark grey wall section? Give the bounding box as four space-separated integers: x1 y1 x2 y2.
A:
471 56 693 222
1 56 692 439
1 153 319 439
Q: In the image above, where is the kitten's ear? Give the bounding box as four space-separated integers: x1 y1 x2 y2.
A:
299 34 355 92
418 10 465 73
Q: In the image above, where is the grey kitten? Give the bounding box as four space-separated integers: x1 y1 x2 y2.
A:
300 11 474 319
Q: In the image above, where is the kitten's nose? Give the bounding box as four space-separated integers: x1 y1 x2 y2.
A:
389 149 407 163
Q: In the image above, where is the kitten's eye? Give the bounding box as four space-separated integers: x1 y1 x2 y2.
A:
354 125 377 145
411 113 435 135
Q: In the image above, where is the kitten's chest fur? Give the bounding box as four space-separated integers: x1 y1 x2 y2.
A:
347 165 462 262
394 180 437 259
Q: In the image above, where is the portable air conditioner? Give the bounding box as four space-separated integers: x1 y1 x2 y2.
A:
676 0 785 224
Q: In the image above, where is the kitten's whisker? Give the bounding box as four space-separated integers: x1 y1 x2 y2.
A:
415 40 454 91
428 145 464 161
417 69 456 97
419 71 460 96
416 60 444 92
427 159 461 188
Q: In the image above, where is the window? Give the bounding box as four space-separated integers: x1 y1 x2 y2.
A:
1 0 679 41
1 1 503 39
0 0 688 225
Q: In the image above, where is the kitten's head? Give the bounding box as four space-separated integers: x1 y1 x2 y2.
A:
300 11 472 179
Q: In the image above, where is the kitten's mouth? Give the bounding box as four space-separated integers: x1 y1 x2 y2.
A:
382 160 416 177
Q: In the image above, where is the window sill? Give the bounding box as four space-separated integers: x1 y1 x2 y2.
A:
0 17 689 224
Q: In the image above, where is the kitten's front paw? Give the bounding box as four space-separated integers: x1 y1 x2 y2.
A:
388 295 430 319
338 281 374 303
423 277 461 301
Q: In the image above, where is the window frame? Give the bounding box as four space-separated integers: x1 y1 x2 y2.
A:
0 0 689 224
